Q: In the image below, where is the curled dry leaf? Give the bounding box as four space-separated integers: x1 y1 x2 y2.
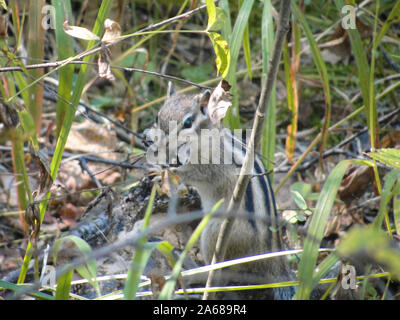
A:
207 79 232 127
101 19 121 44
98 48 115 81
24 203 41 242
97 19 121 80
31 147 53 202
63 20 100 41
147 272 167 298
338 165 373 205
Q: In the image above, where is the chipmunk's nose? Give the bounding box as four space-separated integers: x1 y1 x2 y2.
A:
142 128 154 148
167 159 182 168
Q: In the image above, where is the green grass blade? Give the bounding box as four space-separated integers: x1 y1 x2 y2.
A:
261 0 276 175
10 134 30 228
48 0 112 186
373 169 400 231
368 1 379 151
123 184 157 300
295 160 351 299
26 0 45 136
18 0 113 285
394 181 400 236
241 0 252 80
55 269 74 300
53 235 99 296
223 0 255 129
10 1 24 51
374 0 400 50
227 0 254 78
368 148 400 169
219 0 232 41
52 0 74 138
282 40 296 162
292 2 331 155
0 280 54 300
311 252 340 289
335 0 374 145
0 18 33 227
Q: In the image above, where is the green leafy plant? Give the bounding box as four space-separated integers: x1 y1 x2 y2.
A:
53 235 100 299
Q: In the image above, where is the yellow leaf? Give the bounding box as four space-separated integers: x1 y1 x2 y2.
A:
208 32 230 78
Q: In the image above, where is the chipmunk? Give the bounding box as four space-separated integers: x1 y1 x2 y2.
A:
145 81 295 299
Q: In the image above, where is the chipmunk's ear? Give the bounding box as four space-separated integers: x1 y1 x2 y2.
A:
167 81 176 98
199 90 211 116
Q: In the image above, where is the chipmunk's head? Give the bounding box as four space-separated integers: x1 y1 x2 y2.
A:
145 81 231 168
157 82 213 135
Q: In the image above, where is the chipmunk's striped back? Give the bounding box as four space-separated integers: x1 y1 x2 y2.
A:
222 130 283 253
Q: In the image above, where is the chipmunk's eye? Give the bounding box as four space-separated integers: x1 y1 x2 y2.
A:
183 115 194 129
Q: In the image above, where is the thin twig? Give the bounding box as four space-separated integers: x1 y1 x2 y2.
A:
202 0 292 300
0 60 213 91
78 157 102 189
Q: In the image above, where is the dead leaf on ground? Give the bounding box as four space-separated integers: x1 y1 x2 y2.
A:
147 272 167 298
65 120 120 158
338 165 374 205
321 18 372 64
381 130 400 148
57 203 83 227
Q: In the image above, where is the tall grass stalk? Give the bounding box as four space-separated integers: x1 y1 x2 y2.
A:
18 0 113 284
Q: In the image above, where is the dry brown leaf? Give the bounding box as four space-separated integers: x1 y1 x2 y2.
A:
24 203 41 242
381 130 400 148
63 20 100 41
31 147 53 202
56 203 83 227
65 120 120 159
338 165 373 205
207 79 232 127
147 272 167 298
101 19 121 44
323 18 372 63
98 49 115 81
